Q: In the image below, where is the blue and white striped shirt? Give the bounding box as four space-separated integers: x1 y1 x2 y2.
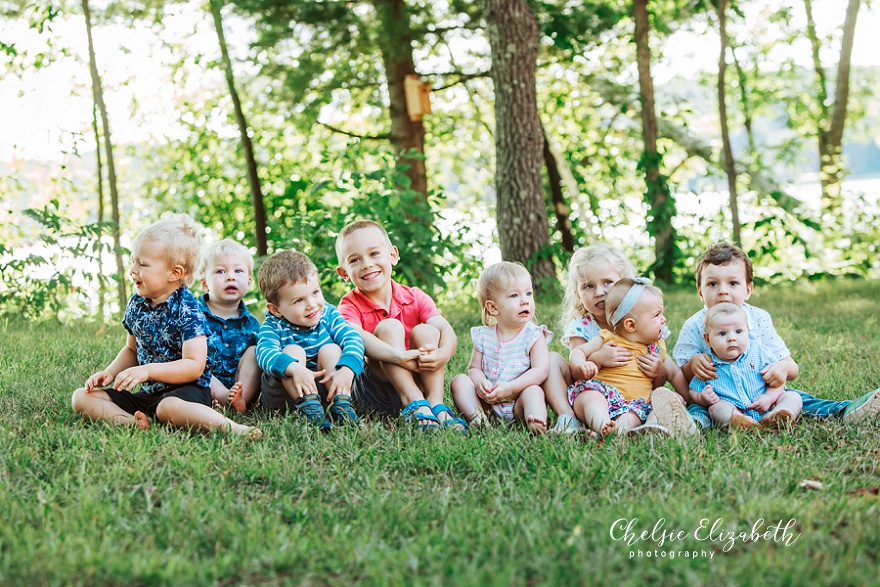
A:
256 302 364 379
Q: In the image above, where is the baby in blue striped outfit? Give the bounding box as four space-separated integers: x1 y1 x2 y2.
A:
689 302 802 430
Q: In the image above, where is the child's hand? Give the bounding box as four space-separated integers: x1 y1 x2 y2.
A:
396 349 423 372
571 360 598 381
636 352 663 379
416 344 443 373
701 384 720 406
288 363 325 397
690 354 717 380
760 362 787 388
112 366 151 391
485 382 514 403
86 370 113 391
474 378 494 401
320 367 354 401
747 393 776 413
590 342 633 368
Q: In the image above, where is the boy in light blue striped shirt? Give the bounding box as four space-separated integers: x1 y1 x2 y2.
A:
689 303 802 430
256 250 364 427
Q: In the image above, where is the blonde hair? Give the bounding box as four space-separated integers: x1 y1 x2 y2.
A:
198 239 254 280
604 278 662 334
476 261 533 326
257 249 317 305
335 219 392 264
131 213 204 286
559 243 636 331
703 302 748 331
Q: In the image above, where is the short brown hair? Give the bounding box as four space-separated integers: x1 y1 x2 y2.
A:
335 219 392 264
695 243 753 286
257 250 317 305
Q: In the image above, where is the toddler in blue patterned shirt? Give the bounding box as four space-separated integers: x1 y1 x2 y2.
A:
198 239 262 413
690 302 802 430
71 214 261 439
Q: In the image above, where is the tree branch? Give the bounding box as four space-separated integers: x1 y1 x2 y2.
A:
316 120 390 141
432 70 491 91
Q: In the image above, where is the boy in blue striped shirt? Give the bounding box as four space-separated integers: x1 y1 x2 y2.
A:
256 250 364 427
689 302 802 430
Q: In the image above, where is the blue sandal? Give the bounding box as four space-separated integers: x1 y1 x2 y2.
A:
294 393 325 426
401 399 441 430
431 403 469 434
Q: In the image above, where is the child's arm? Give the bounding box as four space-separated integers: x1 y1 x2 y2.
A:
416 315 458 373
663 357 699 404
111 335 208 391
641 353 667 388
747 384 785 413
321 307 365 399
486 335 550 403
568 337 602 381
353 326 422 371
466 348 494 399
760 357 798 388
86 335 140 391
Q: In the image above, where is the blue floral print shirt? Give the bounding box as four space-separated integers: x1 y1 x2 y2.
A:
198 294 261 389
123 286 213 394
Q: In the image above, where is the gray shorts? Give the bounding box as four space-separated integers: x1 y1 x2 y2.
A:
260 372 328 412
351 365 402 418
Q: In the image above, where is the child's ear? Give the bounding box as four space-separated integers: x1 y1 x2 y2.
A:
744 281 754 300
703 332 710 345
266 302 282 319
390 245 400 266
623 317 637 333
336 266 349 282
169 265 185 283
485 300 499 316
200 278 208 291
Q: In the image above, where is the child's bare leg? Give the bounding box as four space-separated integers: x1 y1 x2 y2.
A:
279 345 309 399
71 387 150 429
410 323 449 420
232 346 261 410
544 352 580 426
514 385 547 434
210 376 232 410
574 390 614 435
614 411 642 435
709 400 754 428
451 374 488 426
316 343 344 399
155 397 261 438
373 320 433 419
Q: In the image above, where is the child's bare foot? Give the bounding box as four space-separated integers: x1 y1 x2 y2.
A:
729 413 758 430
211 398 224 414
599 420 617 437
134 411 151 431
526 415 547 434
466 412 490 428
759 410 794 431
227 422 262 439
228 382 247 414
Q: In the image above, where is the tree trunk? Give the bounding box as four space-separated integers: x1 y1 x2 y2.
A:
633 0 675 282
485 0 555 287
209 0 268 256
804 0 860 217
717 0 741 246
90 99 107 322
372 0 428 199
83 0 126 315
542 126 575 253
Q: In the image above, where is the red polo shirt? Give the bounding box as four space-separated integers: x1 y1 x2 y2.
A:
338 280 440 349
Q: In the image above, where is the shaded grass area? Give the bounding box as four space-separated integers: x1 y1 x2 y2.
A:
1 280 879 586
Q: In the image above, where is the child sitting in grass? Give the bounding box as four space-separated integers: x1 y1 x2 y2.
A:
197 239 261 413
567 277 695 438
451 262 550 433
71 214 261 439
256 249 364 429
690 302 802 430
336 219 465 431
674 242 880 428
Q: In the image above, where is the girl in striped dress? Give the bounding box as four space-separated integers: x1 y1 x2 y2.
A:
451 262 550 433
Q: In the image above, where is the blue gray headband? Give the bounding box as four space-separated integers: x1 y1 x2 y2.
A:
609 277 652 329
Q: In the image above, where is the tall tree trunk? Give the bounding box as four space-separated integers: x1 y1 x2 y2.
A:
83 0 126 315
90 99 107 323
209 0 268 256
485 0 555 287
633 0 675 282
542 126 575 253
804 0 860 217
717 0 741 246
372 0 428 199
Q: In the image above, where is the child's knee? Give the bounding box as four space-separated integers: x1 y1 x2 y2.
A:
154 397 182 422
410 323 440 346
373 319 405 342
317 343 342 363
451 374 474 395
282 344 308 363
71 387 87 413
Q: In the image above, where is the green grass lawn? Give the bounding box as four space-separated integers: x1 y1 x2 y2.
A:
1 279 879 586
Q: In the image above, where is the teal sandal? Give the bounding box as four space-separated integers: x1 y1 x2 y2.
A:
431 403 469 434
401 399 441 430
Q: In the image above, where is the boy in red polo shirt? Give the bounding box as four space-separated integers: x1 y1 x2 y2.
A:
336 220 466 430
